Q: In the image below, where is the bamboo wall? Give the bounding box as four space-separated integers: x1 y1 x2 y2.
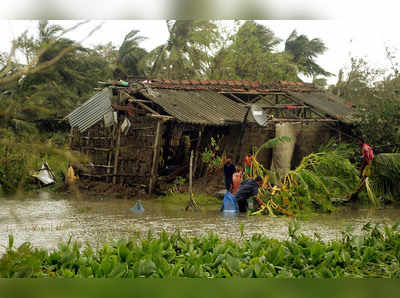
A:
71 114 159 187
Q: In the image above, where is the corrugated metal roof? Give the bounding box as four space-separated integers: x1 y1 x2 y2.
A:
288 91 355 124
129 78 315 94
144 89 252 126
67 88 112 132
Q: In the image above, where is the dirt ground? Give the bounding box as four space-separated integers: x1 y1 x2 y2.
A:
192 168 225 195
61 168 225 199
61 180 151 200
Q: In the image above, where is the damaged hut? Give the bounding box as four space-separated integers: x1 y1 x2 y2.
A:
66 79 355 193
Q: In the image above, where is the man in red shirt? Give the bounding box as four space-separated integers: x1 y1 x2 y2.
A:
358 140 374 176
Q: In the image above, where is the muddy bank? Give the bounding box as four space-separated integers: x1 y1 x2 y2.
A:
66 169 225 199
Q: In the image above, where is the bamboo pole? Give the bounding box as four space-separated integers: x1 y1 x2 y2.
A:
189 149 193 202
112 125 121 184
149 120 162 193
107 124 116 183
193 126 204 177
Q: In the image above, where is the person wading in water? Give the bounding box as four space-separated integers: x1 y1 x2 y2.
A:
234 176 264 213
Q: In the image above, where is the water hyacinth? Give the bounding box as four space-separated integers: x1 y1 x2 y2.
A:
1 223 400 278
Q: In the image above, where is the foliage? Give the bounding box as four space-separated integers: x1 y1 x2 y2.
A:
367 153 400 203
284 30 332 77
2 223 400 278
283 150 360 213
209 21 300 82
0 130 87 195
248 136 293 181
145 20 220 79
167 176 186 195
251 141 360 215
329 58 385 105
114 30 148 78
353 98 400 153
201 137 223 172
328 56 400 153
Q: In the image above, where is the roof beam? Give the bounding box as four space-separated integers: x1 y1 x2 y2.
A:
259 105 310 109
219 91 286 95
225 93 247 105
122 91 161 115
269 118 338 123
281 93 332 119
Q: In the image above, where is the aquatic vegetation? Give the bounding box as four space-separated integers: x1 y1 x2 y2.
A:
1 223 400 278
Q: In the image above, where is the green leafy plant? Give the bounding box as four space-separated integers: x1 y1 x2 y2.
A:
201 137 223 172
251 141 360 216
2 223 400 278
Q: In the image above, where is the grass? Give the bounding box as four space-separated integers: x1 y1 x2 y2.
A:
1 222 400 278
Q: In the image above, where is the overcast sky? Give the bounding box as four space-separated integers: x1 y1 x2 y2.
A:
1 19 399 85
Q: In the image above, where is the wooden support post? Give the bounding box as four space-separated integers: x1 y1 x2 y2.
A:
112 124 121 184
275 94 279 104
107 124 116 183
193 126 204 177
185 150 199 211
149 120 162 194
189 150 193 205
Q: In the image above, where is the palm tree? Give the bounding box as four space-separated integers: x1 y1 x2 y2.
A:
115 30 148 78
38 20 63 44
284 30 332 77
146 20 220 79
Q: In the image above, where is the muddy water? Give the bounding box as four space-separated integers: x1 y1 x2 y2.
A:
1 191 400 254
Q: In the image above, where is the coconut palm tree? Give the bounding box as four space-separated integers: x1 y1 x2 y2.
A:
114 30 148 78
284 30 332 77
146 20 220 79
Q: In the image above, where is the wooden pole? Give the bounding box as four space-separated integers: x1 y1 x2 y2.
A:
185 150 199 211
193 126 204 177
107 124 116 183
112 124 121 184
189 150 193 202
149 120 162 193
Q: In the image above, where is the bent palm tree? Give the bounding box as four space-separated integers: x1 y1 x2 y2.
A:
285 30 332 77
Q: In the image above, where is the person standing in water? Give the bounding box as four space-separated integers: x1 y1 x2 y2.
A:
223 155 236 192
231 165 243 195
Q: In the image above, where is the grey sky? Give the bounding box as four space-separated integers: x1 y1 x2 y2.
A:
1 19 399 85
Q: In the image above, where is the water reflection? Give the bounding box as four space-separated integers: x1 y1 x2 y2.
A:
0 191 400 254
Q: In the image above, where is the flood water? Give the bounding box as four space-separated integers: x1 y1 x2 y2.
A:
1 191 400 254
